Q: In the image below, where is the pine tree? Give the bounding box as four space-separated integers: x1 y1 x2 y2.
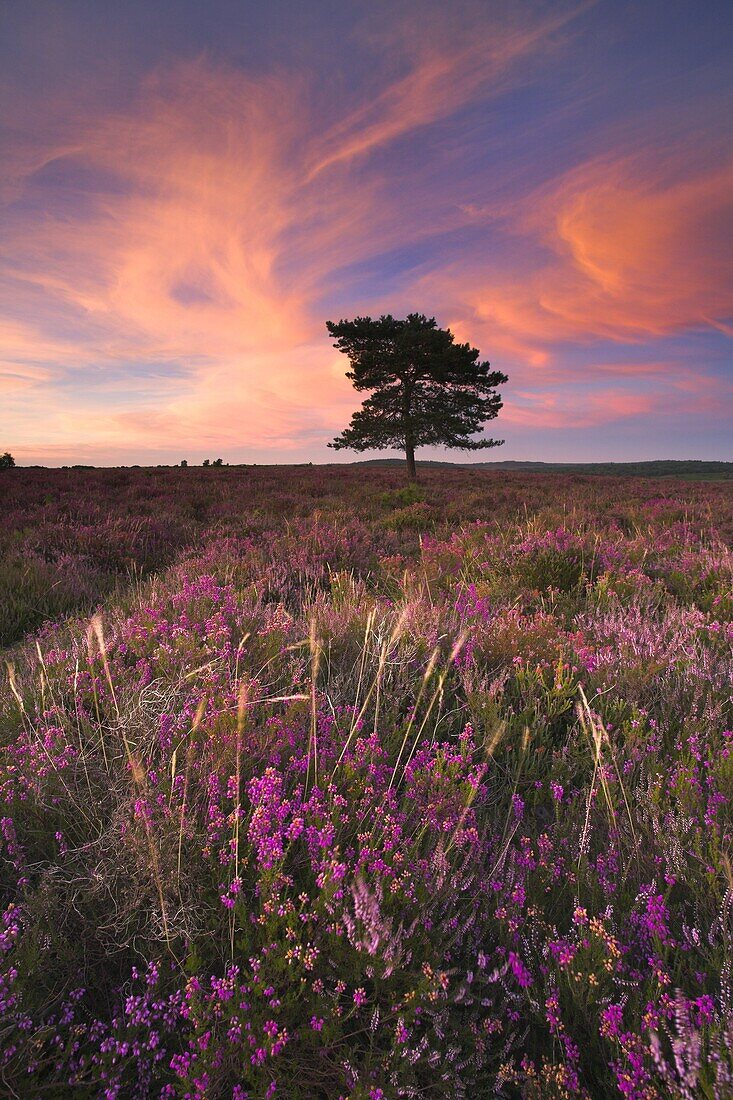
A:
327 314 507 481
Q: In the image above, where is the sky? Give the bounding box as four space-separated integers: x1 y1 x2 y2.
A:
1 0 732 466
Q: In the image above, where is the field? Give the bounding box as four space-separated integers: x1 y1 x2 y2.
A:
1 465 732 1098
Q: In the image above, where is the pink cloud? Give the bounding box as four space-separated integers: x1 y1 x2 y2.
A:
502 388 655 430
500 363 733 431
306 3 582 179
440 150 733 354
1 12 580 460
1 4 730 461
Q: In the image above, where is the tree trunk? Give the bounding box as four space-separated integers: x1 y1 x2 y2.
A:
403 382 417 482
405 440 417 482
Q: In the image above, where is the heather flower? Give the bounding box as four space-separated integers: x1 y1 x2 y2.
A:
2 469 732 1097
507 952 533 988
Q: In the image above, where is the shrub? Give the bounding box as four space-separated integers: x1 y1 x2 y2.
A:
1 466 732 1096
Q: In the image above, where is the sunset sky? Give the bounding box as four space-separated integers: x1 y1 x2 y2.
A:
2 0 732 466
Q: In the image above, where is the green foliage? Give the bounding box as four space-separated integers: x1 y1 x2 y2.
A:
0 451 16 469
1 467 733 1094
379 501 433 531
0 552 109 647
327 313 507 479
379 482 426 507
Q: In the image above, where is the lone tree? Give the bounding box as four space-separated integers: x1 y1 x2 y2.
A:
0 452 16 469
327 314 507 481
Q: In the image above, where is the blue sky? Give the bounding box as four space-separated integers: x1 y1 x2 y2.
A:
1 0 731 464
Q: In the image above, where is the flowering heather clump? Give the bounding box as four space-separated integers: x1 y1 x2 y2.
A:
1 466 732 1096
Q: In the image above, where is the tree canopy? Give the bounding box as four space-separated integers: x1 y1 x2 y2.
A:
327 313 507 480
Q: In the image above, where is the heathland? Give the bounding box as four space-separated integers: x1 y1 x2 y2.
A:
0 465 731 1097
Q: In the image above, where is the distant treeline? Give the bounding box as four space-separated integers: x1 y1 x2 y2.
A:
13 459 733 481
358 458 733 480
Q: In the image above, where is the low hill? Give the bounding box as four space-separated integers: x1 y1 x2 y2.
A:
356 458 733 480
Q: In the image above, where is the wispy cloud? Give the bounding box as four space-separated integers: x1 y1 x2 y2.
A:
2 6 581 460
427 148 733 349
1 0 730 463
306 2 584 179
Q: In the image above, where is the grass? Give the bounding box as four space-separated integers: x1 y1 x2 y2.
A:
0 465 731 1097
